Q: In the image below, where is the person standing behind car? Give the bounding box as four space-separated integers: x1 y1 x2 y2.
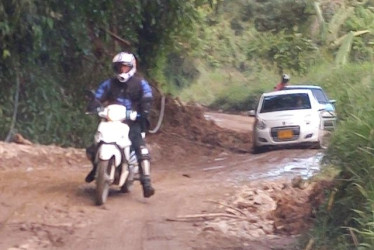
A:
274 74 290 91
85 51 155 198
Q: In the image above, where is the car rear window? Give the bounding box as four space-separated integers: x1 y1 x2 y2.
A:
260 93 311 113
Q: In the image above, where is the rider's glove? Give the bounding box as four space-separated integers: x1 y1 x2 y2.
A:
126 110 138 121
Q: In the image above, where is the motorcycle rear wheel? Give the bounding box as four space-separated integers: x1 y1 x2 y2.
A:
96 160 111 205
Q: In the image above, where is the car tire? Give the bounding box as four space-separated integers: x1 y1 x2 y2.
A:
252 131 260 154
252 139 266 154
252 146 261 154
311 141 322 149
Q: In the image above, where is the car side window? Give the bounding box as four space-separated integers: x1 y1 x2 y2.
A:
311 89 328 104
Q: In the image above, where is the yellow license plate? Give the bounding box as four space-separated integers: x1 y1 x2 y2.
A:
277 130 293 139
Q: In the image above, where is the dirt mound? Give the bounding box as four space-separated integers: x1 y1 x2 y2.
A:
270 179 333 235
148 94 252 160
0 141 86 170
174 178 332 243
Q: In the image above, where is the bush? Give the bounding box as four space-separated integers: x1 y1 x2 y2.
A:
247 31 319 74
0 66 98 147
305 63 374 249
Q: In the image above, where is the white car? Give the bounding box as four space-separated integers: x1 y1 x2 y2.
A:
284 85 337 130
249 89 324 152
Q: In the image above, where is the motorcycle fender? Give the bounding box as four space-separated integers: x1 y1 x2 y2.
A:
98 144 122 167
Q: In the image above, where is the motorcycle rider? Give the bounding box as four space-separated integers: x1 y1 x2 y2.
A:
85 51 155 198
274 73 290 91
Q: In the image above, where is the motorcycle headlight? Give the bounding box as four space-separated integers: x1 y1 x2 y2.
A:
107 109 120 121
256 119 266 130
107 111 115 121
106 105 127 121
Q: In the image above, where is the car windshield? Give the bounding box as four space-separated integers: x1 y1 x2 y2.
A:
260 93 311 113
286 86 329 104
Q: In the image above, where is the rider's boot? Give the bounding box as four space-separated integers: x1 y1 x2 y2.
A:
141 175 155 198
85 165 97 183
85 144 97 183
140 160 155 198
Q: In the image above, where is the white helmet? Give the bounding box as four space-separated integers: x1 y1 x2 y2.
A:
112 52 137 83
282 74 290 81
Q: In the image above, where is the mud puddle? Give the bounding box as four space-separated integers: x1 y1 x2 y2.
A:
247 152 324 180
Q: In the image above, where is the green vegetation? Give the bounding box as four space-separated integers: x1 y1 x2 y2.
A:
303 63 374 249
177 0 374 113
0 0 213 146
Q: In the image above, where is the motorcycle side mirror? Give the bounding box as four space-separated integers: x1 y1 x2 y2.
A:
84 89 96 101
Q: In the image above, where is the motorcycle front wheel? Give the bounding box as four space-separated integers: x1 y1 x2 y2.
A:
96 160 111 205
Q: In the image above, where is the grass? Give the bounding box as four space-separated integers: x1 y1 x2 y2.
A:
178 62 281 110
303 62 374 249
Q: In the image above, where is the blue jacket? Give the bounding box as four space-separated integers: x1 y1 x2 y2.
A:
95 75 153 131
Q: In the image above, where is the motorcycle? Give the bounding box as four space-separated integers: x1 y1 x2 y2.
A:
86 91 139 205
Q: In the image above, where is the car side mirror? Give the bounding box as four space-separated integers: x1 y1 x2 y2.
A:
330 99 336 105
248 110 256 117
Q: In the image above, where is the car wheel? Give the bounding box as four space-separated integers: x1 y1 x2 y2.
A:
252 145 261 154
252 131 259 153
252 138 266 154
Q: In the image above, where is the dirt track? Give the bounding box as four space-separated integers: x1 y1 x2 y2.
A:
0 112 324 250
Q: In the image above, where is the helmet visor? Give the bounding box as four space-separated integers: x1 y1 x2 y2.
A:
112 62 133 74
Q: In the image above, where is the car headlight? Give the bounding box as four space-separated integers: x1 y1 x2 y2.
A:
256 119 266 130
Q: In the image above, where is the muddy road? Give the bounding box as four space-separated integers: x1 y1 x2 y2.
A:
0 112 324 250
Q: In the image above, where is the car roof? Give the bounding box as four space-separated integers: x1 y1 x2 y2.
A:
284 85 322 90
263 89 314 97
